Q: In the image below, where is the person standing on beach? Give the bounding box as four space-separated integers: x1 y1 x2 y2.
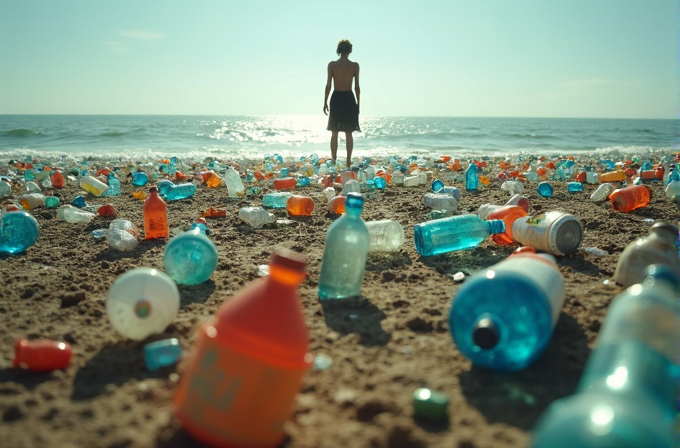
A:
324 39 360 167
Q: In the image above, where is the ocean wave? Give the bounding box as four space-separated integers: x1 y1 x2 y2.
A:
1 128 44 137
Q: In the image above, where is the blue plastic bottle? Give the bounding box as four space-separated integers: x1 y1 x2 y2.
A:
449 247 565 371
163 226 219 285
104 172 121 197
465 163 479 192
431 179 445 192
24 169 36 181
414 214 505 257
567 182 584 193
530 265 680 448
165 182 197 201
537 181 554 197
133 171 149 187
71 195 87 208
0 211 39 254
373 177 386 190
318 192 370 299
156 179 174 198
263 192 292 209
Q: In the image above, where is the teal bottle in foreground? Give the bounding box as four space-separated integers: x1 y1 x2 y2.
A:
318 192 370 299
0 211 39 254
530 265 680 448
163 226 218 285
414 214 505 256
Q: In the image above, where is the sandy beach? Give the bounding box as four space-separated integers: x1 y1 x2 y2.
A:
0 156 676 448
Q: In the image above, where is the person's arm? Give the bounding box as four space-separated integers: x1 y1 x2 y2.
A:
354 63 361 114
324 62 332 115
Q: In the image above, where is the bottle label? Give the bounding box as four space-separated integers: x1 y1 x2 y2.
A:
175 331 306 446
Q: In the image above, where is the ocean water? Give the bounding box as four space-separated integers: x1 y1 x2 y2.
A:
0 115 677 163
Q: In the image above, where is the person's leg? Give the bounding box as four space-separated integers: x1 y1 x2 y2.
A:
345 132 353 167
330 131 338 164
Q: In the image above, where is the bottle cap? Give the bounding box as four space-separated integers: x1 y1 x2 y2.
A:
344 192 364 210
472 317 499 350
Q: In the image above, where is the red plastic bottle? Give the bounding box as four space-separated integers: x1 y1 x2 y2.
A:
51 170 65 189
610 185 651 212
174 250 312 448
98 204 118 218
13 338 73 371
273 177 297 191
144 187 169 239
286 195 315 216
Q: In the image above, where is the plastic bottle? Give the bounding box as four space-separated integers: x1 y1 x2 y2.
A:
44 195 60 209
373 176 386 190
0 180 11 198
318 193 370 299
19 193 44 210
174 250 312 448
144 187 169 239
365 220 405 253
598 170 626 183
106 267 180 341
51 170 66 189
323 186 337 203
438 186 461 201
465 163 479 192
286 195 315 216
202 207 227 218
590 183 614 201
238 206 277 228
340 170 357 185
414 214 506 257
156 179 175 198
163 226 218 285
328 195 347 214
0 211 39 254
341 179 361 195
392 171 405 186
166 182 198 201
133 171 149 187
57 205 96 223
567 182 584 193
223 166 245 197
512 211 583 255
273 177 297 191
431 179 445 192
104 172 121 197
609 185 651 212
449 247 565 371
404 175 420 187
263 192 292 209
537 182 553 197
529 265 680 448
97 204 117 218
422 193 458 212
486 205 528 245
12 338 73 371
107 219 140 252
80 175 109 196
613 222 680 288
23 181 41 193
501 181 524 195
506 194 530 212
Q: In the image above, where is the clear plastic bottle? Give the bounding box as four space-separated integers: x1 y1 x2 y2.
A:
163 226 218 285
365 219 405 253
422 193 458 212
0 211 39 254
465 163 479 192
144 187 169 239
414 214 505 257
174 250 311 448
613 222 680 288
318 193 370 299
438 186 461 201
57 205 96 223
23 181 41 194
107 219 140 252
404 175 420 187
80 175 109 196
529 265 680 448
238 206 276 228
223 166 245 197
106 267 180 341
501 180 524 195
263 192 292 208
449 247 565 371
590 182 614 201
341 179 361 195
664 180 680 198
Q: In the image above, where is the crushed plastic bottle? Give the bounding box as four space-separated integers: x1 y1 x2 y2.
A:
107 219 140 252
238 206 277 228
57 205 96 223
365 219 405 252
590 183 614 201
501 181 524 195
422 193 458 212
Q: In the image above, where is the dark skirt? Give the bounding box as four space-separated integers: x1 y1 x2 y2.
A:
327 91 360 132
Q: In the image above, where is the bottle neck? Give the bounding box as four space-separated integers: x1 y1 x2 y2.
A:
486 219 506 235
269 264 306 287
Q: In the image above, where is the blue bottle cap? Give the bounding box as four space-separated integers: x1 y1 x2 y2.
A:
345 192 364 210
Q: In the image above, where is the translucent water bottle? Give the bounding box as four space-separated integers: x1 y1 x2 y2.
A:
529 265 680 448
103 172 121 197
238 206 276 228
106 267 180 341
222 166 245 197
166 182 197 201
501 181 524 195
465 163 479 192
365 219 405 252
57 205 96 223
163 226 218 285
318 193 370 299
174 250 311 448
0 211 39 254
144 187 169 239
108 219 140 252
414 214 505 257
263 192 292 208
23 181 41 194
133 171 149 187
449 247 565 371
19 193 44 210
156 179 175 198
439 186 461 201
665 180 680 198
590 182 614 201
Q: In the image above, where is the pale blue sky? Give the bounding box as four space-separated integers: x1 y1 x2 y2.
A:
0 0 677 118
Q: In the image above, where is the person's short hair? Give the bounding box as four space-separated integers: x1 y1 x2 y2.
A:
336 39 352 55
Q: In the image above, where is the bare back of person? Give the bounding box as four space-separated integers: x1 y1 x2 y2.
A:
329 58 358 91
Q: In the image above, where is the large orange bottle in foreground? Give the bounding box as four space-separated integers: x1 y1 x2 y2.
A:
609 184 651 212
174 250 312 448
143 187 169 239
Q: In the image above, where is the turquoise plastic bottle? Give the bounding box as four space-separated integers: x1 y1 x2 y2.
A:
318 192 370 299
414 214 505 256
0 211 39 254
530 265 680 448
163 226 219 285
104 172 121 197
449 247 565 371
465 163 479 192
133 171 149 186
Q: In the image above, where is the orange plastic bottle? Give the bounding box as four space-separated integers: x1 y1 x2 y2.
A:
609 185 651 212
286 195 315 216
51 170 65 189
174 250 312 448
202 207 228 218
203 171 222 188
486 205 528 245
273 177 297 191
144 187 169 239
599 170 626 183
328 195 346 214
